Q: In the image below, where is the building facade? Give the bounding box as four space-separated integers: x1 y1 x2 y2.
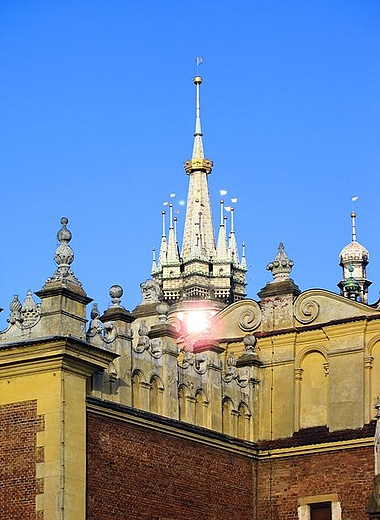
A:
1 76 380 520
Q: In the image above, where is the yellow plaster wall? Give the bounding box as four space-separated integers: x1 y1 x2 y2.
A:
0 369 87 520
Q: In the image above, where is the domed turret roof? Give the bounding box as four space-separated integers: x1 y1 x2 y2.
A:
340 240 369 263
339 212 369 264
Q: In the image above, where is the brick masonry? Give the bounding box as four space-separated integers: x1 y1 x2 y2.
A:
257 446 374 519
87 409 376 519
87 411 255 520
0 400 44 520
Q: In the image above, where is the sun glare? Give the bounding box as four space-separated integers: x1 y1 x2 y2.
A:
176 309 217 334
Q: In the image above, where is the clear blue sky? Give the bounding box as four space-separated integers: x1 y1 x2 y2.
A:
1 1 379 326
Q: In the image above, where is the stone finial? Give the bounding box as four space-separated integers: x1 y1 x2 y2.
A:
156 301 169 323
109 285 124 308
266 242 294 282
8 295 22 325
49 217 81 286
243 334 257 355
21 290 41 328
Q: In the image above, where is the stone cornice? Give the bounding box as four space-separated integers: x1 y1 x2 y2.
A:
259 436 373 459
0 336 118 378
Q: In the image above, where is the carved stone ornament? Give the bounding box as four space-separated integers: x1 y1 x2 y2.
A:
223 353 238 383
140 279 161 304
21 290 41 328
8 295 22 326
109 285 124 308
238 301 261 332
178 350 194 369
87 303 104 339
243 334 257 355
103 321 116 343
194 353 207 375
47 217 81 286
156 301 169 323
8 291 41 329
294 293 320 324
266 242 294 281
177 350 207 374
150 338 162 358
133 320 162 358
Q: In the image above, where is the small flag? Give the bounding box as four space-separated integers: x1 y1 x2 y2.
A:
196 56 204 66
170 193 176 198
220 189 227 196
352 196 359 202
231 197 238 203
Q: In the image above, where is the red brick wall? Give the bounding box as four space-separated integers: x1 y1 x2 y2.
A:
257 447 374 520
0 400 44 520
87 412 255 519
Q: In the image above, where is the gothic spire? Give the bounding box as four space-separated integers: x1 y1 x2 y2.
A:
182 76 215 261
149 74 247 305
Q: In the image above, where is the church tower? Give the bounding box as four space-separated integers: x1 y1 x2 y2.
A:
338 211 371 303
152 76 247 307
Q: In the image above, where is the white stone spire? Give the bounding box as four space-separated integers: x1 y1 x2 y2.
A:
158 210 167 267
167 204 180 263
228 207 239 264
151 247 157 272
182 76 215 261
216 201 229 261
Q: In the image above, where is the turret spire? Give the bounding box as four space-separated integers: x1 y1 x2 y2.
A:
182 76 215 261
158 210 167 267
192 76 204 160
351 211 357 242
338 211 371 303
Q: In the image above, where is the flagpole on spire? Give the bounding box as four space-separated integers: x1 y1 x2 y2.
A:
184 57 213 174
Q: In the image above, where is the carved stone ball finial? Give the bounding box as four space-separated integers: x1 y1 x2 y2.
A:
267 242 294 282
243 334 257 354
156 301 169 323
57 217 72 243
54 217 74 276
109 285 123 307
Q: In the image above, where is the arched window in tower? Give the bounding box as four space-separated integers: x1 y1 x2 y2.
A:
195 390 209 428
222 397 236 437
149 375 164 415
131 370 142 410
237 402 251 440
299 351 328 429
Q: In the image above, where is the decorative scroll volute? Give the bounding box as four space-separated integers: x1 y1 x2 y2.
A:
238 301 261 332
294 293 320 324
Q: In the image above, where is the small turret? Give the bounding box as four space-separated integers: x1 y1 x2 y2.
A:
338 212 371 303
